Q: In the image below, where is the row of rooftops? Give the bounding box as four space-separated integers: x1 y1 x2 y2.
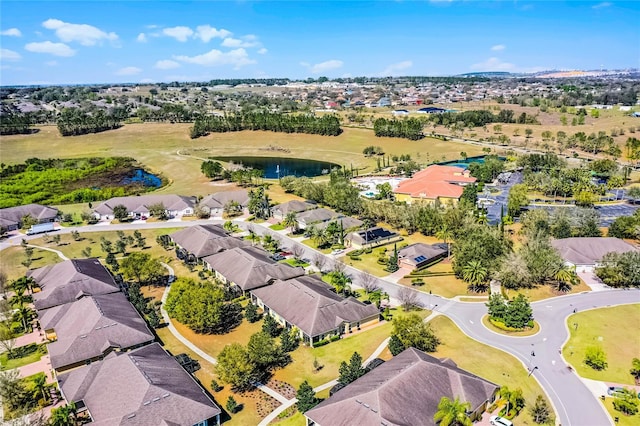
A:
169 225 379 338
25 258 221 425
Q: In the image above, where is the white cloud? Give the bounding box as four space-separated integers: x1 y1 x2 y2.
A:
155 59 181 69
42 18 118 46
470 57 515 71
491 44 506 51
221 35 260 48
592 2 612 9
140 78 156 83
301 59 343 74
115 66 142 76
1 28 22 37
163 26 194 42
1 48 22 61
45 60 58 66
195 25 231 42
25 41 76 57
136 33 147 43
173 48 255 68
257 48 268 55
381 60 412 76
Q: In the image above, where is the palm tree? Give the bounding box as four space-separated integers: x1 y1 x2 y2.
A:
14 305 33 332
462 261 488 293
282 212 299 233
247 228 259 246
433 396 472 426
553 264 578 292
368 289 389 308
500 387 524 417
32 373 48 403
50 402 78 426
436 225 453 258
330 271 351 296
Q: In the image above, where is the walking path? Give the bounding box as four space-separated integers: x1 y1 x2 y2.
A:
158 262 289 405
26 244 69 261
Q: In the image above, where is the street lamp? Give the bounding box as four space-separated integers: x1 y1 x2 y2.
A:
528 366 538 377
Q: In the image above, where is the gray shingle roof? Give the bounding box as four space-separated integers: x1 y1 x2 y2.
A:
199 190 249 210
398 243 447 266
314 217 364 232
39 293 154 370
252 275 379 337
170 225 249 258
306 348 499 426
297 208 341 225
272 200 316 216
551 237 638 265
29 259 120 310
93 195 195 215
203 246 305 291
58 343 221 426
0 204 58 226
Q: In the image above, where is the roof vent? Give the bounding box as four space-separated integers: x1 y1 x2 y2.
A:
152 397 160 402
355 399 362 404
363 403 370 408
162 393 170 398
79 335 87 339
127 414 136 419
143 401 151 406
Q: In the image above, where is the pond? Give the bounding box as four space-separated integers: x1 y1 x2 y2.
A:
214 156 341 179
121 169 163 187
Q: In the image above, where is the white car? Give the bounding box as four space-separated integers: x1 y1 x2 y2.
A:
490 415 513 426
331 249 345 256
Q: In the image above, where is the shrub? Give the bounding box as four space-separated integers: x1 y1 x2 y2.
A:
585 346 608 370
612 388 639 415
210 380 223 392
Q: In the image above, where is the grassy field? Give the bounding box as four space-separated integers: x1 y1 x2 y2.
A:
0 246 63 281
603 397 640 426
272 308 429 390
504 280 591 302
0 123 483 200
429 316 551 425
563 304 640 385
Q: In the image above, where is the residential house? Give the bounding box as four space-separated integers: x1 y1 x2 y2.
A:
551 237 638 273
394 165 476 205
416 107 447 114
199 190 250 217
38 292 154 373
391 109 409 117
305 347 499 426
202 246 305 294
313 217 364 233
251 275 379 346
398 243 448 270
271 200 317 220
57 343 221 426
0 204 58 231
346 227 399 249
92 194 196 221
28 259 120 311
296 208 341 229
170 225 249 260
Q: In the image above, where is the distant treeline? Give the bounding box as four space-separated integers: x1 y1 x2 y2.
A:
190 112 342 139
429 109 540 128
0 112 34 135
0 157 159 208
373 118 424 140
57 108 123 136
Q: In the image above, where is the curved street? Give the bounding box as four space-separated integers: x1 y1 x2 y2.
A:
2 219 639 425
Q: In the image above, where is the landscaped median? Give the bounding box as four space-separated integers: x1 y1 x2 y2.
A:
481 314 541 337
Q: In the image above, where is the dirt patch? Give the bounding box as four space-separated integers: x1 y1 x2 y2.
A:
266 379 296 400
242 388 282 418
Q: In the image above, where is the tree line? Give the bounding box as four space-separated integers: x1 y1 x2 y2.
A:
190 111 342 138
279 172 363 215
0 112 34 135
56 108 123 136
373 118 424 140
429 109 540 128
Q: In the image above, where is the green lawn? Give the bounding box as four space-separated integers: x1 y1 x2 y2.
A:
283 258 310 268
273 308 429 390
397 261 473 299
563 304 640 385
345 247 393 277
0 344 46 370
301 239 331 254
603 396 640 426
269 223 286 231
0 246 63 281
504 279 592 302
430 316 551 426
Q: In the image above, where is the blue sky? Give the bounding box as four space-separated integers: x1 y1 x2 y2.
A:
1 1 639 85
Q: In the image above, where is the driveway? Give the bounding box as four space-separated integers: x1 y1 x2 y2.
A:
577 270 610 292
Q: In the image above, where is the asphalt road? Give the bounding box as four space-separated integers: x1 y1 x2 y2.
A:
3 219 638 425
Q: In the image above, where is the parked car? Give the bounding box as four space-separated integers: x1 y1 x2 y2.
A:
331 249 345 255
271 254 286 261
490 416 513 426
